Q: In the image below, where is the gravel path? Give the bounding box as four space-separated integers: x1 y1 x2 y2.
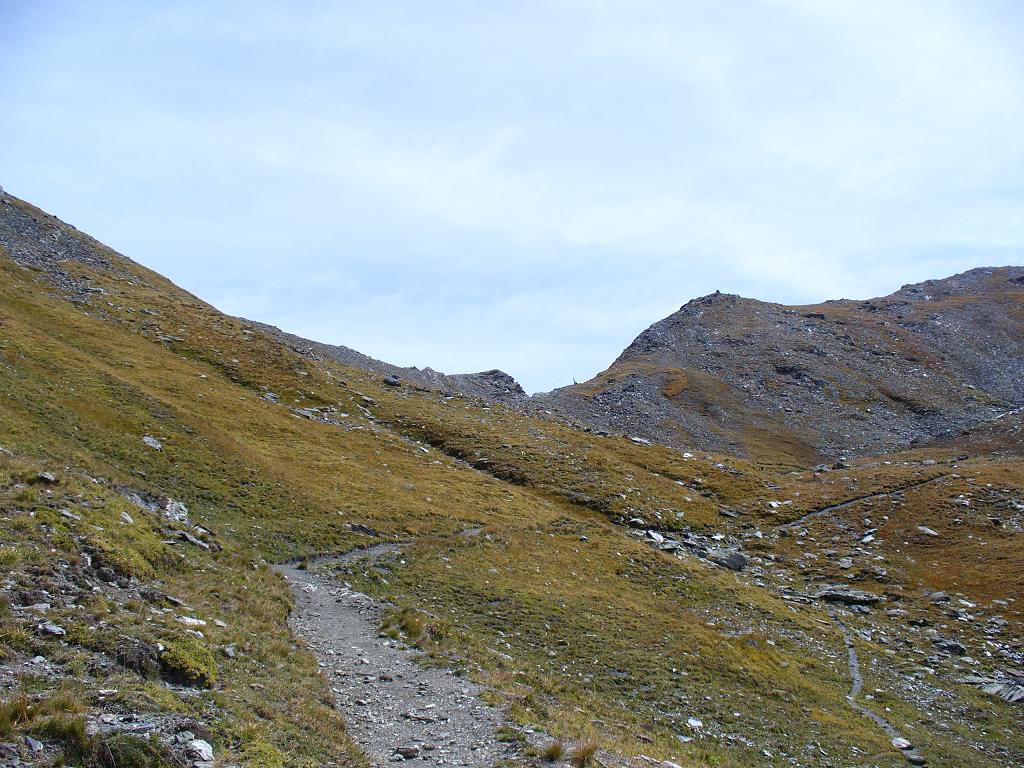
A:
276 547 517 768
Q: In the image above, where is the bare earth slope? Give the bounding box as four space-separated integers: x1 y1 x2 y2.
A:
535 270 1024 461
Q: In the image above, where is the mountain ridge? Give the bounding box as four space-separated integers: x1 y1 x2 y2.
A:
2 185 1021 464
535 265 1024 461
1 186 1023 768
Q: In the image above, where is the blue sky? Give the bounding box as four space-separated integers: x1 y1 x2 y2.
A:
2 1 1023 392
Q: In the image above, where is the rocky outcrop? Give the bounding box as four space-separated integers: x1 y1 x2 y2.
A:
247 321 527 405
533 268 1024 460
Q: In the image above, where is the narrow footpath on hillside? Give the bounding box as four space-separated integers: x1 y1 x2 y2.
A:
779 473 950 532
276 546 519 767
829 612 927 766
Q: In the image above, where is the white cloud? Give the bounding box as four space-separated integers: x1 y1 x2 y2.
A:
1 1 1022 391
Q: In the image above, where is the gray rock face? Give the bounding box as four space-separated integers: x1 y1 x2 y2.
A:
186 739 214 762
963 671 1024 703
815 586 883 605
933 637 966 655
708 549 748 571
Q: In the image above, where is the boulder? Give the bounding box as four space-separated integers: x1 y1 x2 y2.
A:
933 637 966 655
814 586 882 605
38 621 66 637
186 739 214 762
709 549 748 571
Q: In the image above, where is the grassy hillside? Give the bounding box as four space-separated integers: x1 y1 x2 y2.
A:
1 195 1022 768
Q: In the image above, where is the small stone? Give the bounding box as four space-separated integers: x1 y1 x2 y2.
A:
395 745 421 759
25 736 43 752
917 526 939 537
892 737 912 750
120 511 135 525
383 374 402 387
37 472 58 484
686 717 703 729
142 435 162 450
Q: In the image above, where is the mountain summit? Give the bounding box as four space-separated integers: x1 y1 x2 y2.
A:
535 268 1024 461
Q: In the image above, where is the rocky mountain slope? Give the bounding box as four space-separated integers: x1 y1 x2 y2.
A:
0 187 1022 768
534 271 1024 462
248 320 527 404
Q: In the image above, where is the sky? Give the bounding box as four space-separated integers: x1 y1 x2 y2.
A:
2 1 1024 392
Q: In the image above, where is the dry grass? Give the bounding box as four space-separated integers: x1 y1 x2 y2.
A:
571 739 599 768
541 740 565 762
0 234 1021 768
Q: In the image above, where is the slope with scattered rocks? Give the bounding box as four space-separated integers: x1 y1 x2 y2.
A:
1 186 1022 768
535 269 1024 461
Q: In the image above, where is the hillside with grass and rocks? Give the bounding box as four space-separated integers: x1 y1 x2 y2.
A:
0 186 1022 768
534 270 1024 463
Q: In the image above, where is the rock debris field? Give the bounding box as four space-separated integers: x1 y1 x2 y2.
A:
276 549 517 767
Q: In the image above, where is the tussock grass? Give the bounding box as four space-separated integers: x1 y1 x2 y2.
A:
541 740 565 762
570 739 599 768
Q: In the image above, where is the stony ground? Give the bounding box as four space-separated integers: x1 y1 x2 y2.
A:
278 549 519 768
